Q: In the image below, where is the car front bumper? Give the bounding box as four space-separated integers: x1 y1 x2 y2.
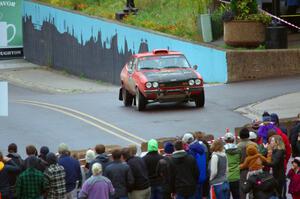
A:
144 87 204 102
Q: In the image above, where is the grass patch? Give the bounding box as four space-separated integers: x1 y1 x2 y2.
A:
37 0 205 42
220 44 266 50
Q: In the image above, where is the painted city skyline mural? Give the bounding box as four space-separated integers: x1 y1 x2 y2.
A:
23 1 227 84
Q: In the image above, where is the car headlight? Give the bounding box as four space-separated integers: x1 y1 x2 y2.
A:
145 82 152 88
195 79 201 85
188 79 195 86
152 82 159 88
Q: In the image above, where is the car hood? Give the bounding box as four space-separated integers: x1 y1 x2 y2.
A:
142 69 199 82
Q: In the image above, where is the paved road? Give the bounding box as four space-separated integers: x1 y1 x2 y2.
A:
1 76 300 155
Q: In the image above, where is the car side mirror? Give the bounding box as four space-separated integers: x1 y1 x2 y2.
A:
193 65 198 70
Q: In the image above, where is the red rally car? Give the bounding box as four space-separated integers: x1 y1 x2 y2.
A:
119 49 205 111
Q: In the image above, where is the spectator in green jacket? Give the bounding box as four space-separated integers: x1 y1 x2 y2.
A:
224 132 241 199
16 156 45 199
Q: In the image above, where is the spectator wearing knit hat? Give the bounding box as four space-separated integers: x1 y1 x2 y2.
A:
39 146 49 162
224 132 241 199
143 139 163 199
237 128 257 199
156 142 174 199
58 143 82 199
44 152 66 199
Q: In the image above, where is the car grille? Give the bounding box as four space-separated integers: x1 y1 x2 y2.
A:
159 81 188 87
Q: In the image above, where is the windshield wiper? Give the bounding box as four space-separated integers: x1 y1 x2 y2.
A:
163 66 183 69
140 67 160 70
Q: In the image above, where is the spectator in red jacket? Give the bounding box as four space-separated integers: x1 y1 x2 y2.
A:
288 158 300 199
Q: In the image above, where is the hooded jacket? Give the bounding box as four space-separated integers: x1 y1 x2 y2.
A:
225 143 241 182
143 139 163 186
170 150 199 197
188 141 207 184
88 153 111 177
0 160 20 197
240 145 271 171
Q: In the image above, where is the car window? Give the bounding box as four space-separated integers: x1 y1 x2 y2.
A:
133 58 138 71
137 55 190 70
128 59 134 71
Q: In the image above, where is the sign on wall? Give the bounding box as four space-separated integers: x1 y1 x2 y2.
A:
0 0 23 58
0 82 8 116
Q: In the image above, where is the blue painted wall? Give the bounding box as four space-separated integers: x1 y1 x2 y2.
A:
0 82 8 116
23 1 227 83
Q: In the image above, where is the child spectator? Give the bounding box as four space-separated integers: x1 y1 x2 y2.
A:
288 158 300 199
240 145 271 176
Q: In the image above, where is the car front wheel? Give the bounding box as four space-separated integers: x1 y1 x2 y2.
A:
195 91 205 108
122 88 133 107
135 88 146 111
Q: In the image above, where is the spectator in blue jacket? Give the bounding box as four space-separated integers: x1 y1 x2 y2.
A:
58 143 82 199
182 133 207 199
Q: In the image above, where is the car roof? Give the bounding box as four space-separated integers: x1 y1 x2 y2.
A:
133 49 183 58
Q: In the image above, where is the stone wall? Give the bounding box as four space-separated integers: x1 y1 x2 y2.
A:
226 49 300 82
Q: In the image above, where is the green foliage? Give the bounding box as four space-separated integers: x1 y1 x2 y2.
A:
221 44 266 50
211 4 228 40
37 0 207 42
228 0 271 24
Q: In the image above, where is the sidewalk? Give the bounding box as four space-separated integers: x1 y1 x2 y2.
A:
0 59 118 94
236 92 300 120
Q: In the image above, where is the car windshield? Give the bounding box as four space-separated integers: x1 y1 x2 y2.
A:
137 55 190 70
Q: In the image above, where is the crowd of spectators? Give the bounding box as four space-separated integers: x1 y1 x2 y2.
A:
1 112 300 199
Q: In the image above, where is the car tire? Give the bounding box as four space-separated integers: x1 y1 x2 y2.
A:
135 88 146 111
122 88 133 107
195 91 205 108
